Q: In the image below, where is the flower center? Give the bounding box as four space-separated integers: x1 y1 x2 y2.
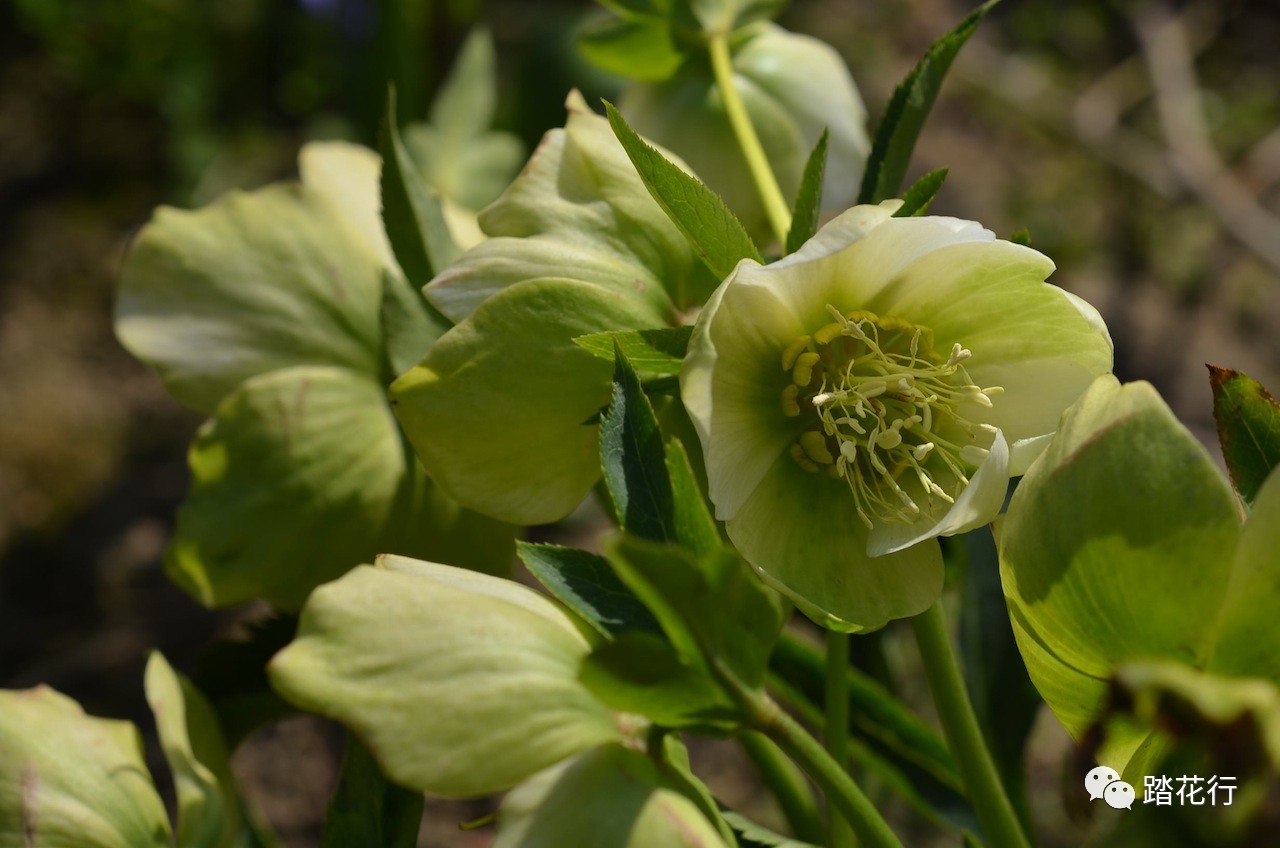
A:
779 305 1002 528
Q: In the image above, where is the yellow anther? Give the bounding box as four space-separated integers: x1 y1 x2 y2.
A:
799 431 835 464
789 443 820 473
792 352 821 387
813 322 845 345
781 384 801 417
781 336 811 371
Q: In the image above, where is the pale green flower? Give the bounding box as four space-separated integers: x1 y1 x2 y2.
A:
620 22 870 240
269 555 731 847
681 202 1113 631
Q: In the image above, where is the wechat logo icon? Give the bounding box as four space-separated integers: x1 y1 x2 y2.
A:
1085 765 1134 810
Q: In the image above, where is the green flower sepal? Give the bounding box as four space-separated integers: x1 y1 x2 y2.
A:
681 201 1113 632
268 555 732 847
391 92 720 526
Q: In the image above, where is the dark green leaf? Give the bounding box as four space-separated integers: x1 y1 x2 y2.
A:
605 534 785 691
321 734 423 848
604 100 761 279
720 809 817 848
959 523 1038 824
580 631 739 730
769 632 958 786
573 326 693 377
379 268 450 380
857 1 998 204
600 345 677 543
578 16 685 82
893 168 949 217
665 438 720 556
766 664 979 836
517 542 662 639
785 130 829 255
1208 365 1280 509
1009 227 1032 247
379 87 460 287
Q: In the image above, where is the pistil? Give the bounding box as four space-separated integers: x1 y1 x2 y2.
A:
779 306 1002 528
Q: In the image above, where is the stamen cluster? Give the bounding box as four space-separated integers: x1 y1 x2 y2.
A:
780 305 1002 528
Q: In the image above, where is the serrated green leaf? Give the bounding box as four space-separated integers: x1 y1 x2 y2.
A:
517 542 663 639
605 534 785 692
604 100 761 279
574 326 693 377
666 438 721 556
1208 365 1280 510
958 523 1038 822
379 88 460 287
784 129 828 255
720 810 817 848
379 268 450 380
601 346 678 543
580 631 739 730
857 1 997 204
144 652 242 848
578 15 685 82
893 168 949 217
320 734 422 848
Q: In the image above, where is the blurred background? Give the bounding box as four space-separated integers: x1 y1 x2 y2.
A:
1 0 1278 845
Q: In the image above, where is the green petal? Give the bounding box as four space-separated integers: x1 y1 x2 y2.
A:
1000 377 1240 741
871 240 1112 474
144 652 241 848
1209 467 1280 685
682 266 807 520
392 278 666 525
427 91 714 321
169 366 514 610
737 211 996 332
621 24 869 239
727 449 944 632
117 145 389 413
299 141 398 271
494 744 729 848
268 562 618 797
0 687 171 847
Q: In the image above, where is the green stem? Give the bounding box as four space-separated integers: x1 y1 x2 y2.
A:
754 697 904 848
911 601 1033 848
740 732 825 844
825 631 855 848
707 32 792 245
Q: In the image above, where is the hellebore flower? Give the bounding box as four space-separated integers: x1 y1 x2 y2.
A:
681 201 1113 631
269 556 731 847
620 22 871 241
391 92 718 526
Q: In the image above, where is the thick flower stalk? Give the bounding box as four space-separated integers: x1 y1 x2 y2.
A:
681 201 1113 631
